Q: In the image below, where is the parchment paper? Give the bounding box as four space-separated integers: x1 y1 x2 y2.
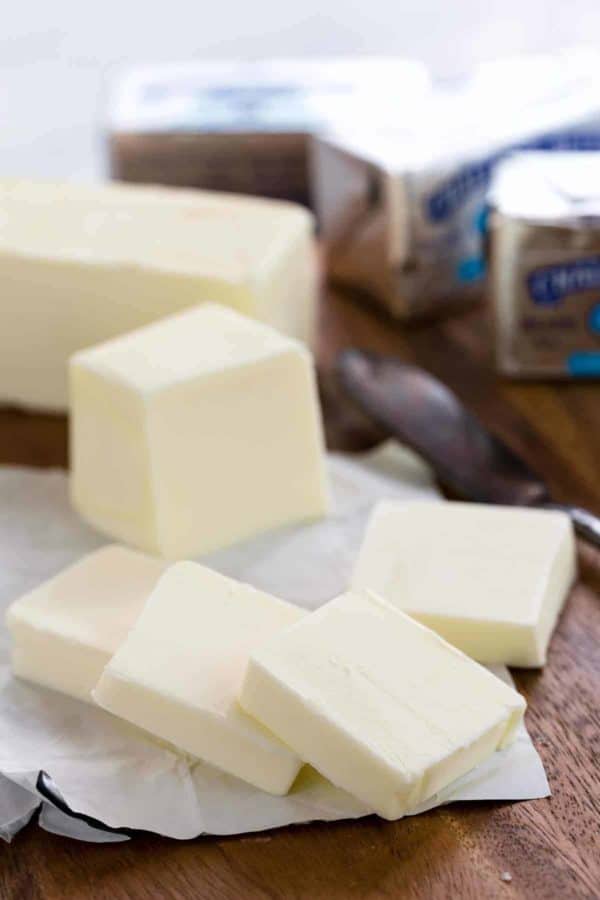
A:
0 443 549 842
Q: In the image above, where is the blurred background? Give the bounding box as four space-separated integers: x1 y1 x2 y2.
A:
4 0 600 180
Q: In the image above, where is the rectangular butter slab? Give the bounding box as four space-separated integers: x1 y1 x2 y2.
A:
93 562 304 795
5 545 165 702
240 589 526 819
352 500 576 667
70 304 329 558
0 179 317 410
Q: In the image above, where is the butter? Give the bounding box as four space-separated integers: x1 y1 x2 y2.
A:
5 545 165 702
70 304 329 558
240 589 525 819
93 561 304 794
352 500 576 667
0 179 317 410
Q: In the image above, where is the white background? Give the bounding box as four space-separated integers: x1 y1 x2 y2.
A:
2 0 600 179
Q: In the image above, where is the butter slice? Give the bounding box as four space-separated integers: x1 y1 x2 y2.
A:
352 501 576 667
70 304 329 558
93 562 304 794
5 545 165 702
240 589 526 819
0 179 317 410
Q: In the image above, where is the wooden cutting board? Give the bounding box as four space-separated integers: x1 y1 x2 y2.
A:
0 288 598 900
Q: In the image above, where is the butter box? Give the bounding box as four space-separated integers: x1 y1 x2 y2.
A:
107 58 430 206
490 151 600 377
312 49 600 320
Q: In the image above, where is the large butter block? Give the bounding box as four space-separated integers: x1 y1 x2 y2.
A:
93 561 304 794
70 304 329 558
0 179 317 410
240 589 525 819
5 545 165 702
352 501 576 667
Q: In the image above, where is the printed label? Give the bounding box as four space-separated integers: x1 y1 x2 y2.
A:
497 244 600 376
527 257 600 305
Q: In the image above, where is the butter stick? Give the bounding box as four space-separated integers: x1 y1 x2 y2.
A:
94 562 304 794
240 589 526 819
352 500 576 666
5 545 165 702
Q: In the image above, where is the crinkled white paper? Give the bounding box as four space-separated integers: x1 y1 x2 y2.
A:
0 443 549 843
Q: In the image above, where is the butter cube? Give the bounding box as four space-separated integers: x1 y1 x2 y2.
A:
0 179 317 410
5 545 165 702
70 304 329 558
240 589 526 819
93 561 304 794
352 501 576 667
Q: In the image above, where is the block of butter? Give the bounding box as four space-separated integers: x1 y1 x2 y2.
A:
240 589 525 819
5 545 165 702
0 179 317 410
352 500 576 667
94 561 304 794
70 304 329 558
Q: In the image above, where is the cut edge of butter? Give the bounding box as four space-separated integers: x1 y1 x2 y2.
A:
351 500 576 667
5 544 166 703
93 670 302 796
240 589 526 819
91 561 305 795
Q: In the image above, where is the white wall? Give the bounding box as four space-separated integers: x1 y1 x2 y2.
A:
2 0 600 178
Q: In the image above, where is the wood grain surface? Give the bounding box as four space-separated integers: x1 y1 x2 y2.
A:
0 289 598 900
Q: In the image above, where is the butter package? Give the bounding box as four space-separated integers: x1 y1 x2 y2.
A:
312 49 600 320
490 152 600 377
107 58 430 206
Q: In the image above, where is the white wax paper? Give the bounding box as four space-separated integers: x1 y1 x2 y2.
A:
0 443 549 843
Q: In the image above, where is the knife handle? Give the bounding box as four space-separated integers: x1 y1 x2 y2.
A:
543 503 600 549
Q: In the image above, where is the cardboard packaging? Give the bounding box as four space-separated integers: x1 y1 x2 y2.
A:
107 58 430 207
490 152 600 378
312 50 600 320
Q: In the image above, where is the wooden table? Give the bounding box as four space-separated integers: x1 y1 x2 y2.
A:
1 290 599 900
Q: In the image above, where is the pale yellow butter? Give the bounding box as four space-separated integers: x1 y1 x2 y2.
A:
94 561 304 794
240 589 526 819
5 545 165 702
70 304 329 558
352 500 576 667
0 179 317 410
